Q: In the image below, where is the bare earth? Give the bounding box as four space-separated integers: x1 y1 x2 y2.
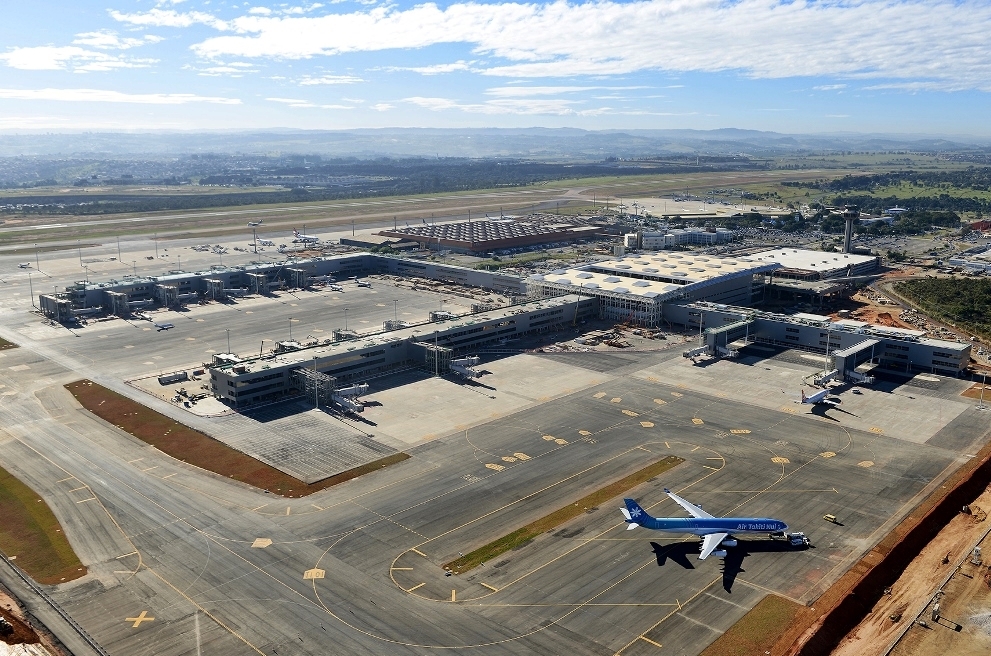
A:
833 485 991 656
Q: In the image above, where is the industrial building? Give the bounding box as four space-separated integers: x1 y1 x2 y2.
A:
666 302 971 378
623 227 734 250
528 252 780 324
376 217 600 253
209 294 597 408
749 248 880 280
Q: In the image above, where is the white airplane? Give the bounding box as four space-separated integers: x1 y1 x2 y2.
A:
799 389 838 405
17 262 30 268
247 220 264 227
258 239 275 247
355 279 371 288
328 284 344 292
154 322 175 331
621 489 788 560
292 229 319 244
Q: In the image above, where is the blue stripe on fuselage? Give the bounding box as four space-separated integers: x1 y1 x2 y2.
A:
638 517 787 534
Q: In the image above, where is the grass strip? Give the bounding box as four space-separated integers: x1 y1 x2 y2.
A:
699 594 802 656
65 380 408 497
0 337 18 350
443 455 683 573
0 465 86 585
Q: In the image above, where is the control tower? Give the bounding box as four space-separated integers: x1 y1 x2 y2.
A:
842 205 859 253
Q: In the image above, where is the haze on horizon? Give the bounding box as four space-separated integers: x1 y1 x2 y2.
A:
1 0 990 137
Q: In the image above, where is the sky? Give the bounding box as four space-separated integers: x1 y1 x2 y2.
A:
1 0 990 136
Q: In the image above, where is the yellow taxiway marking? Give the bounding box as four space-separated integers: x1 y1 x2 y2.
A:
870 427 884 434
56 476 76 483
411 548 427 558
578 430 592 436
303 568 325 580
311 504 324 511
653 399 667 405
819 451 836 458
640 636 663 649
706 457 722 461
76 497 97 504
593 392 606 399
691 418 704 425
640 421 654 428
771 457 790 464
664 442 670 448
140 466 158 472
514 452 531 460
622 409 639 417
730 429 751 434
285 507 291 516
691 446 700 452
501 456 517 462
485 463 505 471
127 458 144 464
251 538 272 548
858 461 875 468
542 435 556 441
126 611 154 628
161 473 177 479
407 582 426 592
671 392 683 397
480 582 499 592
251 504 269 512
646 376 659 382
554 439 568 445
451 589 457 602
780 406 797 413
702 465 720 470
391 567 413 571
610 397 622 403
115 551 138 559
68 486 87 492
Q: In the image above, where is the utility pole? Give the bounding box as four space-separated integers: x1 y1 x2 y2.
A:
117 236 122 262
28 272 34 308
226 329 231 354
393 299 398 322
253 228 258 254
34 243 40 271
77 240 82 267
288 317 293 342
154 233 158 259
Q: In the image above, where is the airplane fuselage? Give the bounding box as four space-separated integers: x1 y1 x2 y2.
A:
631 516 786 536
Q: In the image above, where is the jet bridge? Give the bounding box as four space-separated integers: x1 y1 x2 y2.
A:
830 339 879 384
704 317 755 358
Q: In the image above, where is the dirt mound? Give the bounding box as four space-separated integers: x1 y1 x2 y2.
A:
876 312 896 326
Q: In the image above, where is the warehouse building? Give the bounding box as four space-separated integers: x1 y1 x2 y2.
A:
377 217 601 253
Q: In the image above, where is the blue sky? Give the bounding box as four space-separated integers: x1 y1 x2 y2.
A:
1 0 990 135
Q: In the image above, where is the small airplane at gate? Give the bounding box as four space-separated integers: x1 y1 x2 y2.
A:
621 489 788 560
154 322 175 331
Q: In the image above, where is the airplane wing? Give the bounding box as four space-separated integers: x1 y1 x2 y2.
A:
698 533 728 560
664 488 714 519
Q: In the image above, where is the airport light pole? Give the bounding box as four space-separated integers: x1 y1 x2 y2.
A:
344 307 349 331
226 329 231 355
288 317 293 342
27 272 34 308
980 372 988 411
154 233 158 259
34 243 40 271
393 299 398 322
132 260 137 276
77 240 82 267
117 236 122 263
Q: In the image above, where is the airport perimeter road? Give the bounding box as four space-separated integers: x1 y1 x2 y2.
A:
0 338 980 655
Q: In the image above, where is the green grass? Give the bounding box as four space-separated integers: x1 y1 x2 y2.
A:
698 594 802 656
894 278 991 341
0 337 17 350
0 465 86 584
443 455 683 573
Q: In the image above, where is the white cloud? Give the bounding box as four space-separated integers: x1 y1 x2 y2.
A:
298 74 363 85
387 60 475 75
405 95 602 116
484 86 644 97
371 103 393 111
249 7 273 15
165 0 991 92
72 30 162 50
266 96 353 108
110 9 230 30
0 46 156 72
0 88 241 104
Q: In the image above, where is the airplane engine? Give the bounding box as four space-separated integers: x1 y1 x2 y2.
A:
721 539 738 548
712 550 727 558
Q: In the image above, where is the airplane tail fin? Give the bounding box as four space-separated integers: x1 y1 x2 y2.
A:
801 390 806 403
622 498 652 529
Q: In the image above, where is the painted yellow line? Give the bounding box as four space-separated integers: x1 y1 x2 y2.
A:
451 589 457 602
665 441 670 448
161 473 177 479
56 476 76 483
68 486 87 492
702 465 719 470
411 548 427 557
127 458 144 464
391 567 413 571
115 551 138 559
706 457 722 460
76 497 97 504
640 636 663 648
480 582 499 592
311 504 324 511
251 504 268 511
140 466 158 472
407 583 426 592
285 507 291 516
691 446 700 452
